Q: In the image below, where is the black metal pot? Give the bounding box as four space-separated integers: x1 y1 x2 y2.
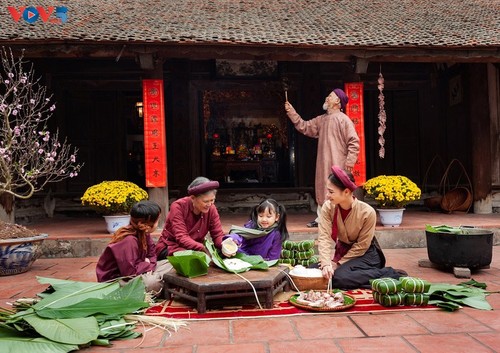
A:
425 228 493 269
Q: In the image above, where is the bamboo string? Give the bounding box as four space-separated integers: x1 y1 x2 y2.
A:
233 272 263 309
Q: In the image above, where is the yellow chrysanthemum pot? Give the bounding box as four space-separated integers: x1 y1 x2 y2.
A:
363 175 421 227
81 181 149 234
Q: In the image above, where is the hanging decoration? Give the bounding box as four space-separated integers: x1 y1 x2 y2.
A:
344 83 366 184
143 79 167 187
377 68 386 159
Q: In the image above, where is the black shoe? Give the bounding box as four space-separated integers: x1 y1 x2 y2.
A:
306 221 318 228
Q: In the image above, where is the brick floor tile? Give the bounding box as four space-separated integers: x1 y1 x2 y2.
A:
337 336 416 353
407 311 493 334
269 339 341 353
404 333 495 353
232 318 297 343
350 313 429 336
291 315 364 339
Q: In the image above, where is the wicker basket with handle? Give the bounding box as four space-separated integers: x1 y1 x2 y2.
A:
439 159 473 213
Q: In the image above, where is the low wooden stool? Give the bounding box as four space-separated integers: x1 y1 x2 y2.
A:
163 265 290 314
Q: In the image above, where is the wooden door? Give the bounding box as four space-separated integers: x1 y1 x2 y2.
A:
365 89 421 182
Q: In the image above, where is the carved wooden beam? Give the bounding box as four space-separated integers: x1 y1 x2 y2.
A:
3 42 499 63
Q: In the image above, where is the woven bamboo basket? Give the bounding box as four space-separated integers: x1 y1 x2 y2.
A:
423 195 443 211
439 159 473 213
289 274 329 291
441 187 472 213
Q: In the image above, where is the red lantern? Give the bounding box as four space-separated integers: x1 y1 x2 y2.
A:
266 133 272 139
213 133 219 139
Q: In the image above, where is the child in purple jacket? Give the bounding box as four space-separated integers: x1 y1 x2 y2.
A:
225 199 289 261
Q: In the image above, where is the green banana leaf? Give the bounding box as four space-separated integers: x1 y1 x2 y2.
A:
425 224 483 235
35 277 120 302
460 279 487 290
168 250 210 278
21 278 123 316
98 318 139 339
426 283 492 311
20 276 149 320
0 276 149 352
425 224 464 234
0 327 78 353
33 297 149 319
23 313 99 345
205 238 271 273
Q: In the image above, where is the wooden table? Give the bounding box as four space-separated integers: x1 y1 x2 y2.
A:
163 265 290 313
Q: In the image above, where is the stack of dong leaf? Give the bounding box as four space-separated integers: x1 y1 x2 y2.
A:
370 277 431 307
279 240 318 266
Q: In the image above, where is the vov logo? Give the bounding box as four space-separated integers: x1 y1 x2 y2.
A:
7 6 68 24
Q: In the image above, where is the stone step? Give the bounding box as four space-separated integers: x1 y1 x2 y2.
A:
41 227 492 259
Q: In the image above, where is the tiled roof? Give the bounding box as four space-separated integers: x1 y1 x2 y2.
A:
0 0 498 49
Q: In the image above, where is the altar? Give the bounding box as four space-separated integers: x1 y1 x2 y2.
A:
211 159 278 183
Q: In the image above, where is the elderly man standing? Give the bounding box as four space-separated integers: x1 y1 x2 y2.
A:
285 88 360 227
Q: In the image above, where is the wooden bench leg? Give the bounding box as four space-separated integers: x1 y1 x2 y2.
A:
265 288 273 308
197 292 207 314
163 284 172 300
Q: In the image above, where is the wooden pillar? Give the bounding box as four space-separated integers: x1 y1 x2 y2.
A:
468 64 492 214
141 54 169 227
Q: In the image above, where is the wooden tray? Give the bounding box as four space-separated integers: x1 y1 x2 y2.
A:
289 291 356 312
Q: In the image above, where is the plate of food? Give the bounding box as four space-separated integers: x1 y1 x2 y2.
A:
289 290 356 312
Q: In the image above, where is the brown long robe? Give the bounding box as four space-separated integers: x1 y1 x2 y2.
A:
287 109 360 206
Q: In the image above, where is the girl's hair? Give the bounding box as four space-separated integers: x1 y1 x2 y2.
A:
328 169 355 191
249 198 289 241
110 200 161 251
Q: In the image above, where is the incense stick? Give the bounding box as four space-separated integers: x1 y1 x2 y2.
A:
285 90 288 102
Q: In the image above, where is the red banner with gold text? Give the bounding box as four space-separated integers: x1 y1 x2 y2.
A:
143 79 167 187
344 82 366 184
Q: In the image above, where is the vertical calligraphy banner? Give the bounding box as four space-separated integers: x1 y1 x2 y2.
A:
143 79 167 187
344 82 366 184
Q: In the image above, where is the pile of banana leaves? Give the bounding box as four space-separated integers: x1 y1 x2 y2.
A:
425 224 480 234
0 276 186 352
427 279 495 311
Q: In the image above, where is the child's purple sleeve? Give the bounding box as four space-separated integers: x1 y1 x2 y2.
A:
225 233 243 245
